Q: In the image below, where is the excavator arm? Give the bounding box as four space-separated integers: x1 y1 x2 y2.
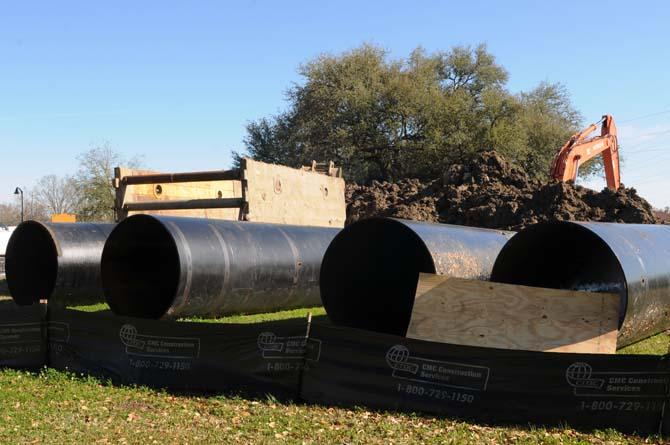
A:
550 114 620 190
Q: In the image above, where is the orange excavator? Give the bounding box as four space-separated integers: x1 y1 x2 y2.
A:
550 114 620 190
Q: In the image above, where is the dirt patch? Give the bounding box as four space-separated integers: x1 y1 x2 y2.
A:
346 151 657 230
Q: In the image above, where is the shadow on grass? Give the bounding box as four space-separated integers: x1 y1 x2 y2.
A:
9 366 655 441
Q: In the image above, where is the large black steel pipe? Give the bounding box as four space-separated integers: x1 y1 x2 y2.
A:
319 218 515 336
490 221 670 347
101 215 340 319
5 221 114 305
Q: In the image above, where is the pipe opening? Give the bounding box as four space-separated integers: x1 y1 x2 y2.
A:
5 221 58 305
101 215 180 318
490 222 628 325
320 218 435 336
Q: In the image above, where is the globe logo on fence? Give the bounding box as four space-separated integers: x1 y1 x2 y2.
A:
566 362 592 382
119 324 139 347
565 362 604 389
386 345 410 369
257 332 278 351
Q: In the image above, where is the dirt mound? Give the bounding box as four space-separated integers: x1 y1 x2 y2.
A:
345 151 657 230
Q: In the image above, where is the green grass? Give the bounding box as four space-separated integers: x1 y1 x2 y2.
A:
69 301 110 312
68 302 327 324
179 306 326 324
618 332 670 355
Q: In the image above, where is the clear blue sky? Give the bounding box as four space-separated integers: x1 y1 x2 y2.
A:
1 1 670 207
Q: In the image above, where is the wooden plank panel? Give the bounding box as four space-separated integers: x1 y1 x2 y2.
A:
124 198 244 211
115 160 346 226
115 167 241 220
407 274 619 354
242 158 346 228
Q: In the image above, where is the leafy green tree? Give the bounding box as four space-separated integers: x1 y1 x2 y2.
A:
239 43 583 182
516 82 586 178
75 143 142 221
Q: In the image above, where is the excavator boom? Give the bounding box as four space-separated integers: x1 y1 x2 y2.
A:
550 114 620 190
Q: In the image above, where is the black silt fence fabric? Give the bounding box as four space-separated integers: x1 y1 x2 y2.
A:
300 323 670 435
0 302 47 369
1 304 670 434
47 308 310 399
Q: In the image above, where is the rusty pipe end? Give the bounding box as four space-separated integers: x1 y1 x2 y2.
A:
490 221 628 326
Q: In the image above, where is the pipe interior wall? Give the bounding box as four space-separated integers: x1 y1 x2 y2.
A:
5 221 114 305
490 221 670 347
319 218 515 336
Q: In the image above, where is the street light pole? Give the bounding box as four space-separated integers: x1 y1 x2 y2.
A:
14 187 24 222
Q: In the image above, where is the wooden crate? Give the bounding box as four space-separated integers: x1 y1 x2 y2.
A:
114 158 346 228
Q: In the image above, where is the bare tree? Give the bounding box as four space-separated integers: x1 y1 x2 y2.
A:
24 189 50 222
0 191 49 224
0 203 21 225
34 175 80 215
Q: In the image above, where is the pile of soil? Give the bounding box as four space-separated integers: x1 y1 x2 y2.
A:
345 151 657 230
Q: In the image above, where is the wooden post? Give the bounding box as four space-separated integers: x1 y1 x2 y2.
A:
113 167 128 221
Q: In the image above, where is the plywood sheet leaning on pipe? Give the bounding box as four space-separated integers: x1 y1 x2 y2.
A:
490 221 670 347
319 218 515 336
408 273 619 353
101 215 340 319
